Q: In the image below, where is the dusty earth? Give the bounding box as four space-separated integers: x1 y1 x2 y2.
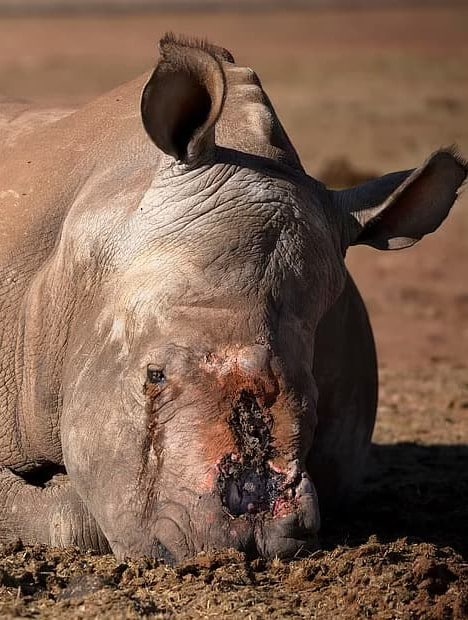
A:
0 6 467 618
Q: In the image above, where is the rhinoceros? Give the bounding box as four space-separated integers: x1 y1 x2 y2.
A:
0 34 466 562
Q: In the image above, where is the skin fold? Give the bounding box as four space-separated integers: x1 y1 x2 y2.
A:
0 34 466 562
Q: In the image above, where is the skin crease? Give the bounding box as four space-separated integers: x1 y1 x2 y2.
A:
0 35 466 561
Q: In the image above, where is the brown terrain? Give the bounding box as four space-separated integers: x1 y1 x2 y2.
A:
0 6 467 618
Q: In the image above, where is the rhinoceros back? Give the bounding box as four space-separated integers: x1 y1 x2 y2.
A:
0 76 153 469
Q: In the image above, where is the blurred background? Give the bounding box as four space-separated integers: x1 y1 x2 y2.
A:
0 0 467 370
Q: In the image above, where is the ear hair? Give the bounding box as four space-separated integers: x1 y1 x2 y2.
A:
159 32 235 63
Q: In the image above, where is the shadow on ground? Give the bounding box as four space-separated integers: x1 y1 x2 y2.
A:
322 442 468 558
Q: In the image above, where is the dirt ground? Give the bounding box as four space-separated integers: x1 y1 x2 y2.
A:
0 6 467 618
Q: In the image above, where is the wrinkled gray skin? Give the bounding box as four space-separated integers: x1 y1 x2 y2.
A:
0 35 466 563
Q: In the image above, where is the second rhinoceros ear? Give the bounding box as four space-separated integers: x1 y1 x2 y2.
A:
141 34 227 165
333 149 467 250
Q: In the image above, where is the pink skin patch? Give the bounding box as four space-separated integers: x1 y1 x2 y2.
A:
273 497 298 519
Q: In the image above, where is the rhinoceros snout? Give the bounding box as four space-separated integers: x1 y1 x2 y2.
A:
213 378 319 534
214 385 319 559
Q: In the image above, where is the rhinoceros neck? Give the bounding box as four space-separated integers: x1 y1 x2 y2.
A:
216 62 304 173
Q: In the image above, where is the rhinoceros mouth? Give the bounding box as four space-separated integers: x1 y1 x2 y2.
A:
148 487 319 564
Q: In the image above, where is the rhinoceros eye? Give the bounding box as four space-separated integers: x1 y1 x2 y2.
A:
147 365 166 385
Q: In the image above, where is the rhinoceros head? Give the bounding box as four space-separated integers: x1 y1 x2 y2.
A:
59 35 467 562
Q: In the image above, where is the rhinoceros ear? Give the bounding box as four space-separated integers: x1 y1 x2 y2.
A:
141 34 227 165
333 149 467 250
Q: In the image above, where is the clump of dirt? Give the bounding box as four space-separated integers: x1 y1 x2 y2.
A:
317 156 378 188
0 538 466 619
